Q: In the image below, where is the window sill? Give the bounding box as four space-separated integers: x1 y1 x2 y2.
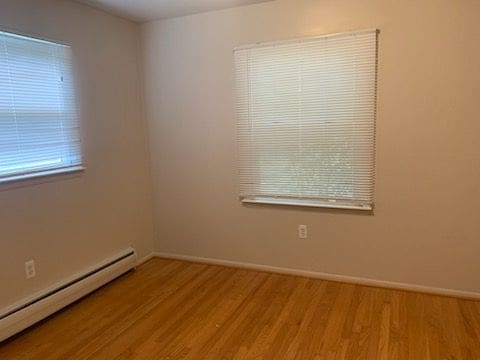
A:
0 166 85 190
241 197 373 211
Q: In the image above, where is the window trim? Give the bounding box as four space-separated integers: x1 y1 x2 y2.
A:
0 165 86 192
234 29 378 210
0 27 70 48
0 29 83 187
241 197 373 211
0 165 85 186
233 28 378 51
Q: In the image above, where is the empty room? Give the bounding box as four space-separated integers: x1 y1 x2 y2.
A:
1 0 480 358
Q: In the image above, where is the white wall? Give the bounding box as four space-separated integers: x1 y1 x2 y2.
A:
0 0 154 310
142 0 480 294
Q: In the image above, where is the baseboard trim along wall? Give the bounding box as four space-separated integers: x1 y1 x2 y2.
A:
153 252 480 301
137 253 156 266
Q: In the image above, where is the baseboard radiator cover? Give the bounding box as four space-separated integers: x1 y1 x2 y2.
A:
0 248 137 342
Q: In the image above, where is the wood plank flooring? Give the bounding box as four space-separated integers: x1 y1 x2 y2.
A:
1 258 480 359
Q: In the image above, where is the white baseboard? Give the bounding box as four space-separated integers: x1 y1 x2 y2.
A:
137 253 155 266
152 252 480 300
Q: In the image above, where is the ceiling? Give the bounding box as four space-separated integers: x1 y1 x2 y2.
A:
76 0 274 22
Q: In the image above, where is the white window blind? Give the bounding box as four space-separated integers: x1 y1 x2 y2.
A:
235 29 377 210
0 31 82 183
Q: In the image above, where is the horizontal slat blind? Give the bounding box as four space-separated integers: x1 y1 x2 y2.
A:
235 30 377 209
0 31 82 181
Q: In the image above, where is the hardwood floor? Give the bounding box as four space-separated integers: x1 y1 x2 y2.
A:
1 258 480 359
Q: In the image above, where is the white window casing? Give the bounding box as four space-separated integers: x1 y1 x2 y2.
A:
234 29 378 210
0 31 83 184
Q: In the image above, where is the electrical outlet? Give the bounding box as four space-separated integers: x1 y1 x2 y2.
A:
25 260 36 279
298 225 308 239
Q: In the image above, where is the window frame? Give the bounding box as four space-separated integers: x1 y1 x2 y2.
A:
234 29 378 211
0 29 84 187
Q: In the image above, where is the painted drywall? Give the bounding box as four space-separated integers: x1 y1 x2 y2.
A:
0 0 154 310
142 0 480 294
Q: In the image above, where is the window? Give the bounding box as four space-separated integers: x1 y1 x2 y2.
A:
234 29 377 210
0 31 82 183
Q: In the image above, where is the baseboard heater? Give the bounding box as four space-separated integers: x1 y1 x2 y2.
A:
0 248 137 342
